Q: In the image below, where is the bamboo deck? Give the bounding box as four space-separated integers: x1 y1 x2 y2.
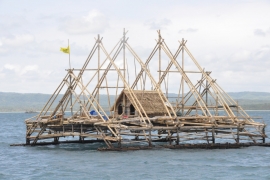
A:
22 30 267 150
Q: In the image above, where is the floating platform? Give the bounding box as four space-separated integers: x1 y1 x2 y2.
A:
11 142 270 151
22 30 267 150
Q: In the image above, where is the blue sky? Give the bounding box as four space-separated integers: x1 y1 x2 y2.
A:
0 0 270 93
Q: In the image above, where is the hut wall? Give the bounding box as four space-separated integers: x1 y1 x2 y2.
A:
115 95 137 116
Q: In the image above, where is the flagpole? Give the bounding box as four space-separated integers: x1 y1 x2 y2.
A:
68 39 73 115
68 39 71 69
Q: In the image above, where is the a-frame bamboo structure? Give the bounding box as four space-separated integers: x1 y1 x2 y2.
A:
25 30 267 150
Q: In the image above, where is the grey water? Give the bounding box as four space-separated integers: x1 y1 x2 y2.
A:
1 111 270 180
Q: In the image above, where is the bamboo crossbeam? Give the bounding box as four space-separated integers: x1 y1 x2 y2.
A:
157 70 202 73
69 69 126 71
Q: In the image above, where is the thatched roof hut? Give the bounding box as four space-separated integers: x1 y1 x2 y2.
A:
111 89 171 116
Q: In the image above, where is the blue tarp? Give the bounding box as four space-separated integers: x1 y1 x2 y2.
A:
90 110 98 115
89 110 108 121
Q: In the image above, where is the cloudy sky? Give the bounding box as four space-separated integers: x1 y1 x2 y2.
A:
1 0 270 94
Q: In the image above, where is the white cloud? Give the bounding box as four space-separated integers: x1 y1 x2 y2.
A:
179 28 198 34
1 34 34 47
203 53 218 63
21 65 39 75
254 29 266 37
254 27 270 37
60 10 109 34
230 50 251 62
0 34 34 55
255 46 270 59
3 64 40 76
144 18 171 30
1 1 270 93
4 64 20 72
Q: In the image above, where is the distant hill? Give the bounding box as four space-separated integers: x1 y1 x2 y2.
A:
0 91 269 112
227 92 270 110
0 92 58 112
228 92 270 100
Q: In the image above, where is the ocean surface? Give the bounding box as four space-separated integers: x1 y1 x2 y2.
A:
1 111 270 180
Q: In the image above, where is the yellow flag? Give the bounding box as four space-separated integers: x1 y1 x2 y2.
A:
60 46 70 54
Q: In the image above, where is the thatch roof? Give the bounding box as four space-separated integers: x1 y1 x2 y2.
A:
111 89 170 115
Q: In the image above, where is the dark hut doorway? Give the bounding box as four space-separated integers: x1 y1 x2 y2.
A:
118 104 123 115
130 104 135 115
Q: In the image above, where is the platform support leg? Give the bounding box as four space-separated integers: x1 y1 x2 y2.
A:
176 127 180 145
263 126 265 143
148 130 152 147
212 127 215 144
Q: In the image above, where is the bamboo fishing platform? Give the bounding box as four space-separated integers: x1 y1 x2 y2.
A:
22 30 267 151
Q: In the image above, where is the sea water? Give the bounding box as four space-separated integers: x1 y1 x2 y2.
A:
1 111 270 180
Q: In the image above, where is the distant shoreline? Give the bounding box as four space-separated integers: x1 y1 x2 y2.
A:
0 91 269 112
